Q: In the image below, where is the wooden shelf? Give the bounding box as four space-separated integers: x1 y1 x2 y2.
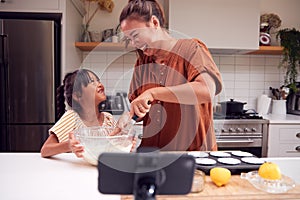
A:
75 42 284 55
75 42 135 51
247 46 284 55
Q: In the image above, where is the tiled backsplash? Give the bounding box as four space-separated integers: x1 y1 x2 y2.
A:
82 51 290 111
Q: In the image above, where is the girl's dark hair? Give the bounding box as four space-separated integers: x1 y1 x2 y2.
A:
56 69 99 119
119 0 166 28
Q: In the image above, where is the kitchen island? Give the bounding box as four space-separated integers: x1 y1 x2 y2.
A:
0 153 300 200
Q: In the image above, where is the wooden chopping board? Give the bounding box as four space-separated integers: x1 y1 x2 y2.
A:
121 175 300 200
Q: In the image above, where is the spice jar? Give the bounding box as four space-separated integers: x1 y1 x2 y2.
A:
191 170 205 193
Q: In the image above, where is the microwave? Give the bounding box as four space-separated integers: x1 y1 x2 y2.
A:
286 82 300 115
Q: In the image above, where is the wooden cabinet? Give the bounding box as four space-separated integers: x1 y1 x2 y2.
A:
0 0 60 12
169 0 260 54
0 0 85 77
268 124 300 157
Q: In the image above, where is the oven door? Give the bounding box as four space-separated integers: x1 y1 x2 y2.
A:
216 136 262 148
216 136 263 157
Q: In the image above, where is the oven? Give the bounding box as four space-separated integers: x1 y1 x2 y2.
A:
214 119 269 157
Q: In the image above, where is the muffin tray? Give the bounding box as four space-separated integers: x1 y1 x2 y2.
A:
187 151 265 175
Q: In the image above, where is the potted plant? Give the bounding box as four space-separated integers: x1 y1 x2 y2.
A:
276 28 300 92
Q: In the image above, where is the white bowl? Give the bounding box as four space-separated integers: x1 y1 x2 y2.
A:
74 126 135 165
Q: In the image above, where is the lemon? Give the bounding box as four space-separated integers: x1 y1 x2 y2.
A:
258 162 281 180
210 167 231 187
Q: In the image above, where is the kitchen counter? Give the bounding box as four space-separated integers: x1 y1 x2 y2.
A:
263 114 300 124
1 153 300 200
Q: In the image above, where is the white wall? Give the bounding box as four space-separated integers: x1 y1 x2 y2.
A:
77 0 299 113
260 0 300 45
260 0 300 29
85 0 166 36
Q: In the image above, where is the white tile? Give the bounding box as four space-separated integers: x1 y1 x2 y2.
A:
265 56 281 66
221 88 234 99
222 81 234 89
106 79 125 92
235 65 250 73
219 64 234 73
124 53 137 64
250 73 265 82
250 56 265 66
250 65 264 74
124 63 135 69
235 73 250 81
246 97 257 110
249 89 265 97
88 52 107 63
249 81 265 90
235 55 250 65
265 66 280 74
219 55 235 65
107 52 124 64
220 73 234 81
234 89 249 97
265 74 280 82
234 81 250 89
212 55 220 65
107 71 125 80
106 62 124 70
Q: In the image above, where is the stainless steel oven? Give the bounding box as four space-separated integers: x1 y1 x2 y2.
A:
214 119 269 157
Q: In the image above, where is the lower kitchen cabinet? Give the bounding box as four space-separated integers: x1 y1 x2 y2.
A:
268 124 300 157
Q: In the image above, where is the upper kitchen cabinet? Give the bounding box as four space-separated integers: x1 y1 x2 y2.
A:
169 0 260 54
0 0 85 77
0 0 60 12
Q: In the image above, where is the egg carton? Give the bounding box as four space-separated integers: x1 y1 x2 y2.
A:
188 151 265 175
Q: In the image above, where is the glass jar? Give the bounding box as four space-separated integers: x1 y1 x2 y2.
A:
191 170 205 193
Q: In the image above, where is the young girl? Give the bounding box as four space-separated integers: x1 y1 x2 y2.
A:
40 69 117 158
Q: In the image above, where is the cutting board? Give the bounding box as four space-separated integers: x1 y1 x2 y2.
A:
121 175 300 200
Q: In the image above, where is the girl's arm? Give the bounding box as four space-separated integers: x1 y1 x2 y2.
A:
40 133 71 158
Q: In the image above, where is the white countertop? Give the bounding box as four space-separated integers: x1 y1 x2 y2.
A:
0 153 120 200
1 153 300 200
263 114 300 124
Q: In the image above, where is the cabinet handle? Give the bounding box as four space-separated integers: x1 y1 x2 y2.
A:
296 146 300 152
296 133 300 138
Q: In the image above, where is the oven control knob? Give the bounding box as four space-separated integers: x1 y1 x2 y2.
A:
244 128 250 132
251 128 257 132
214 128 219 133
236 128 242 133
228 128 234 133
221 128 226 133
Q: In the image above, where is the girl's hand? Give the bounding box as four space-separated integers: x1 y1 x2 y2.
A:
130 136 137 152
109 112 133 136
68 132 84 158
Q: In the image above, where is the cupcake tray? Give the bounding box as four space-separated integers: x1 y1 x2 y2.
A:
188 151 265 175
